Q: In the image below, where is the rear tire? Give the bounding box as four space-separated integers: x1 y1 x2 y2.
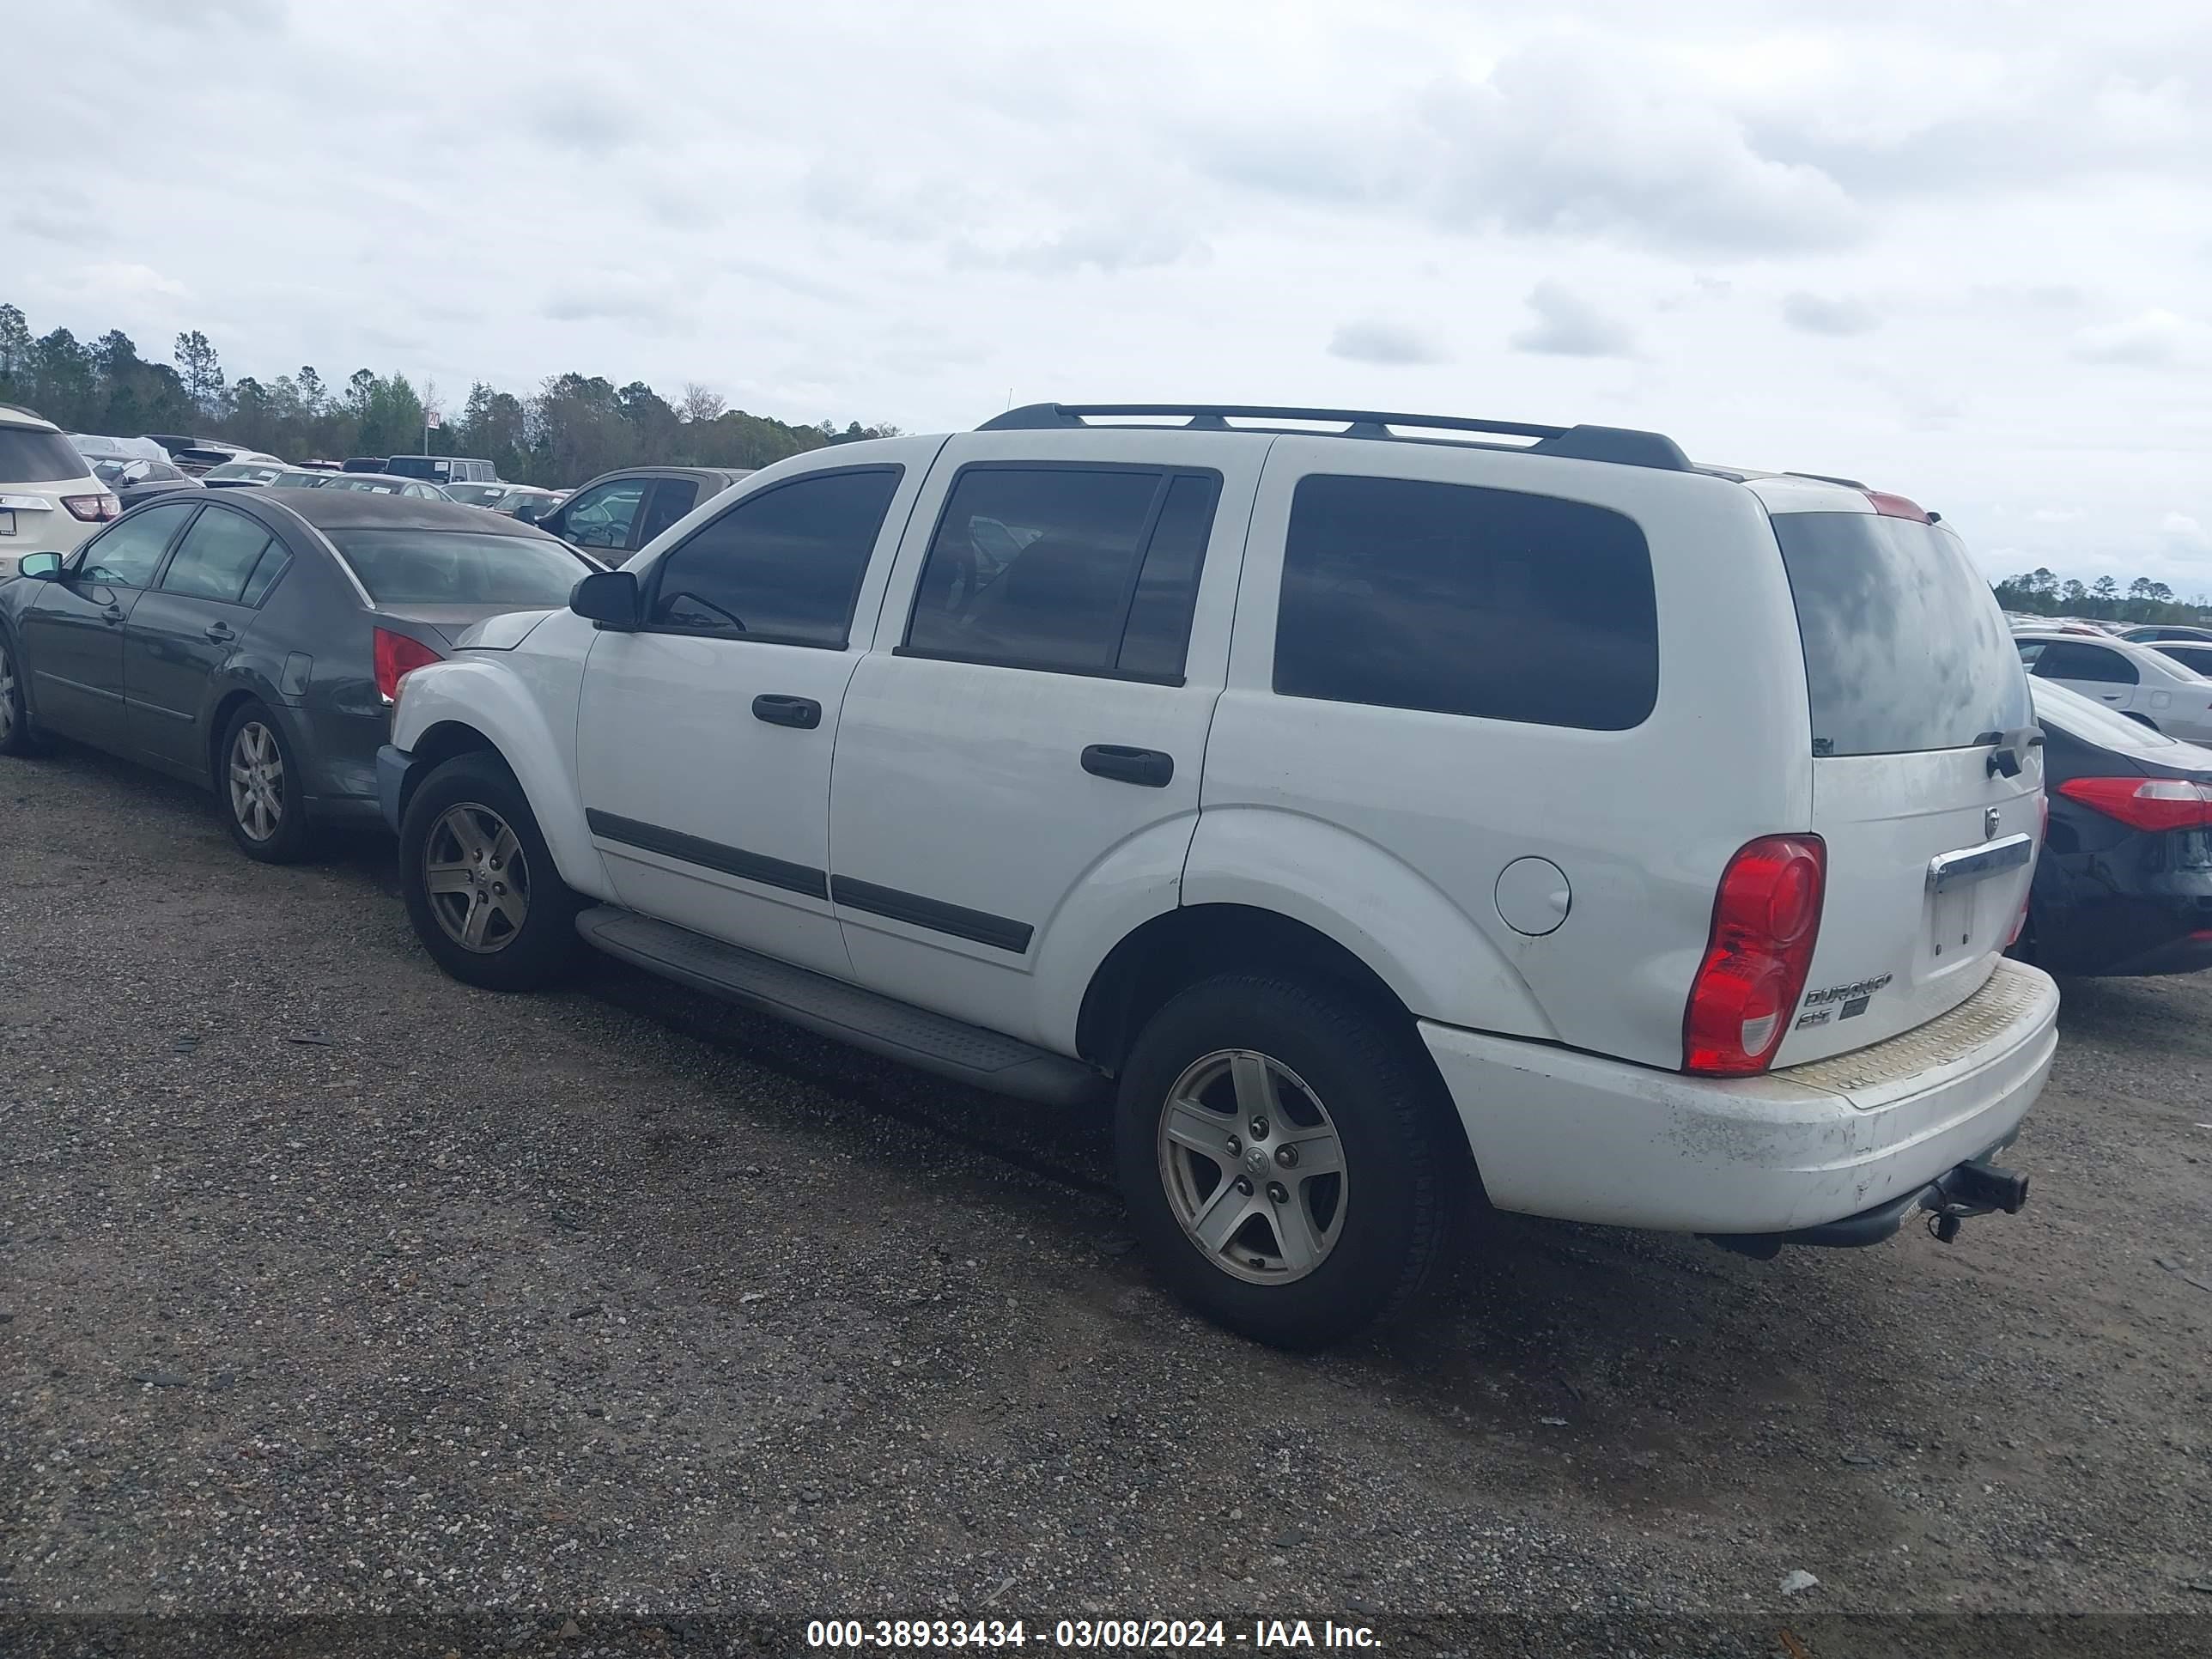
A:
398 750 582 990
218 702 312 863
1115 975 1460 1349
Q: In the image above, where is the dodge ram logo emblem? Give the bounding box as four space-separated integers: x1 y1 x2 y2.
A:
1985 806 2001 839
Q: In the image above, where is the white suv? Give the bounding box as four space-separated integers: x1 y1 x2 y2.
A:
376 403 2057 1346
0 404 117 574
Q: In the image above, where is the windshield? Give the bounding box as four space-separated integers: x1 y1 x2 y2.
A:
324 528 583 606
0 428 93 483
1773 512 2033 757
2032 678 2181 749
443 483 509 507
205 462 283 483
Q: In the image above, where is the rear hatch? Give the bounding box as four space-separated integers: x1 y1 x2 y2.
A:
0 423 112 566
1762 496 2042 1065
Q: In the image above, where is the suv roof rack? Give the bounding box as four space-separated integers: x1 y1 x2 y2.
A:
0 401 54 425
979 403 1693 472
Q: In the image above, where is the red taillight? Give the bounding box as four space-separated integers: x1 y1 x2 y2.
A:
373 627 443 704
2055 776 2212 833
1864 489 1931 523
1683 835 1827 1077
63 493 120 522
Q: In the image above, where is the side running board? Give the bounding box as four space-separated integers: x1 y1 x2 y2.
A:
575 907 1107 1109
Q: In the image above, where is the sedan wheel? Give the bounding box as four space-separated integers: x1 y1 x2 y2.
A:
227 720 287 842
0 639 17 746
423 802 531 953
1156 1048 1348 1285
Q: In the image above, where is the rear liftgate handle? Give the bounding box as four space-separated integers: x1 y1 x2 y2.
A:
1081 744 1175 788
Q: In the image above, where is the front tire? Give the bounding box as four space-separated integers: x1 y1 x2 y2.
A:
219 702 312 863
1115 975 1460 1349
398 750 582 990
0 629 45 757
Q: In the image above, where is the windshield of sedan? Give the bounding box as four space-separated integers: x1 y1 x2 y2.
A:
324 528 584 606
441 483 512 507
204 462 285 483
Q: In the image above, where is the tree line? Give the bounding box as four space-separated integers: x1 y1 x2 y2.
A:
1990 568 2210 626
0 302 897 488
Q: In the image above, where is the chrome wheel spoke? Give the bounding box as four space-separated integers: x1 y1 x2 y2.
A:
1189 1181 1256 1255
490 825 520 871
1279 1125 1344 1178
424 861 474 895
460 895 495 947
1269 1194 1326 1275
1162 1098 1233 1165
1229 1052 1280 1121
487 887 527 931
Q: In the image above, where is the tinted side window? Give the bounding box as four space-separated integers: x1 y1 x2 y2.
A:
160 507 276 603
1274 474 1657 730
562 478 648 550
2036 642 2136 685
645 467 902 647
638 479 699 545
905 466 1218 678
78 501 197 587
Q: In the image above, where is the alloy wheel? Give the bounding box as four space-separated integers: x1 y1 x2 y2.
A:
423 802 530 952
228 721 285 842
1156 1048 1348 1285
0 641 15 744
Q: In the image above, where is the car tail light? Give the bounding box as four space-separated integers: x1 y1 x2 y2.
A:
1683 835 1827 1077
63 493 121 522
1863 489 1931 523
374 627 443 705
2054 776 2212 833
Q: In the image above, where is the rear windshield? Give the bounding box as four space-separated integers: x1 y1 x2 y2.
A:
1774 512 2032 757
204 462 283 483
384 456 441 480
0 428 91 483
325 529 583 606
443 483 509 507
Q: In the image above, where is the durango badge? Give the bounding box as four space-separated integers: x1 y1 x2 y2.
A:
1802 973 1893 1020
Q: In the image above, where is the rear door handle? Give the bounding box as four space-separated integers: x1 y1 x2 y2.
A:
204 622 234 644
1081 744 1174 787
751 694 822 730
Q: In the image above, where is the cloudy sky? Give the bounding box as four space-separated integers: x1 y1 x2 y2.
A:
12 0 2209 589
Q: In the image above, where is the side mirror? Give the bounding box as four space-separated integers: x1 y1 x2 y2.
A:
15 551 64 580
570 568 640 629
511 501 545 526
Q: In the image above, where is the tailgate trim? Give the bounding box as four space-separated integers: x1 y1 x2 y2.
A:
1927 833 2033 894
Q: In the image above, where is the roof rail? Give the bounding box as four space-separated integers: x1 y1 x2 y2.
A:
978 403 1693 472
1783 470 1870 489
0 401 54 423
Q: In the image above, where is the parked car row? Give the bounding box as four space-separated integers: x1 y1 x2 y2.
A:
3 396 2143 1349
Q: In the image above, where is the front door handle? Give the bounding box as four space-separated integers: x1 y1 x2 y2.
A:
204 622 234 644
1081 744 1175 787
752 694 822 730
100 603 125 626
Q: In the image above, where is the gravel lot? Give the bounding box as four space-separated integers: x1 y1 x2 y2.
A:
3 744 2209 1655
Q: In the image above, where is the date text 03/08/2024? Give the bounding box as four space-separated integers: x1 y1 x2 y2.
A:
805 1619 1382 1649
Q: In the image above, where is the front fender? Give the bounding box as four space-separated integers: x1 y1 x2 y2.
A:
1180 806 1558 1042
391 655 609 897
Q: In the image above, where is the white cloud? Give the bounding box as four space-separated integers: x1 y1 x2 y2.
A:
2071 308 2199 366
1510 282 1636 357
1328 320 1451 366
1782 291 1878 337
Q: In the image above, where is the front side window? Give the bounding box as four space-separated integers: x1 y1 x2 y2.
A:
77 501 197 587
644 467 902 647
561 479 649 550
637 479 699 545
1274 473 1658 730
160 507 276 604
905 465 1220 678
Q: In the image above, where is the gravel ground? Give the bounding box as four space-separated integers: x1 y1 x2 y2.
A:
3 745 2209 1656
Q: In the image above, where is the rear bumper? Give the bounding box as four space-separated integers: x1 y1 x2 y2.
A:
375 744 414 834
1421 957 2058 1236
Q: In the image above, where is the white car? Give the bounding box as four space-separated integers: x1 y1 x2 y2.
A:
2015 629 2212 744
0 404 118 574
374 401 2055 1347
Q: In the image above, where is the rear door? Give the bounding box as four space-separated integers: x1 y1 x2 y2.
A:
123 501 284 769
824 430 1263 1045
1766 503 2043 1064
2027 638 2142 710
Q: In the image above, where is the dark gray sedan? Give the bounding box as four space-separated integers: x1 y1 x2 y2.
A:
0 489 595 861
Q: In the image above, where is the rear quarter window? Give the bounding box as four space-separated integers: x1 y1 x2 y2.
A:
1774 512 2032 757
1273 473 1658 730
